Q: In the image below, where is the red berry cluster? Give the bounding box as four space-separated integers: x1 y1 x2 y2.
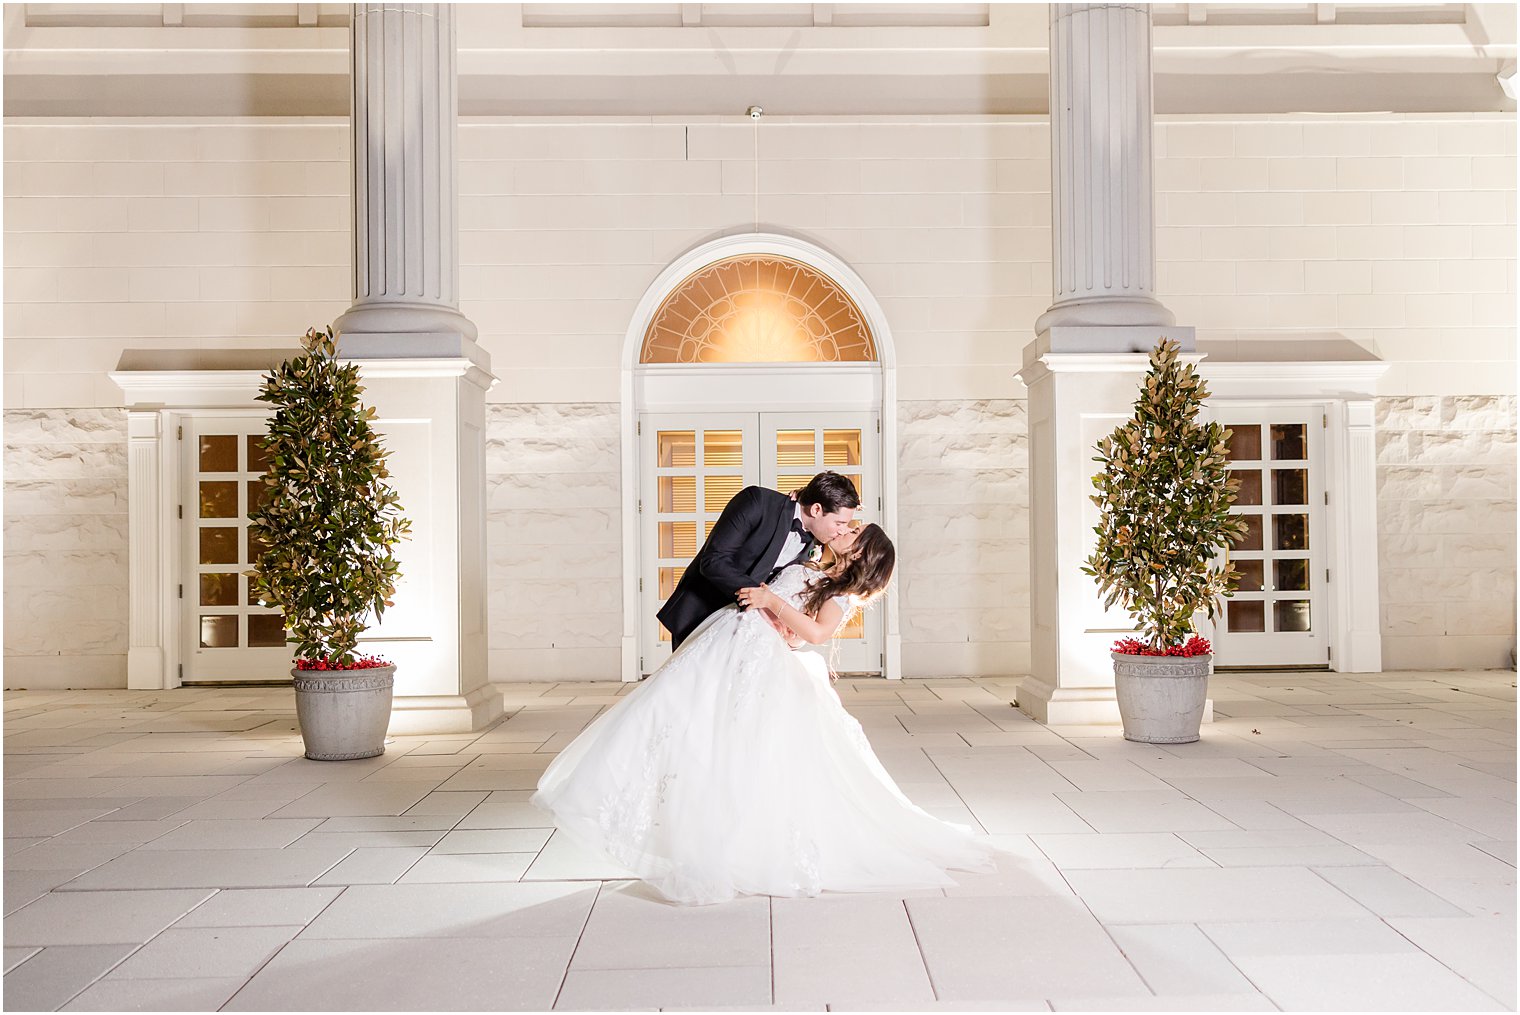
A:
295 654 391 671
1112 635 1212 657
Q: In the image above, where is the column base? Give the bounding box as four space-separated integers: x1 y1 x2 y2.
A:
388 683 504 736
1337 630 1384 673
1035 298 1175 335
127 647 168 690
334 302 479 344
1017 675 1212 727
1016 675 1121 725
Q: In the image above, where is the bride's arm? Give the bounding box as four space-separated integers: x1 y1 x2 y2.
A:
738 586 843 645
755 608 805 648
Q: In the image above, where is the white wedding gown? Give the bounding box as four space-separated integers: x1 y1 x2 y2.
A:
530 564 995 906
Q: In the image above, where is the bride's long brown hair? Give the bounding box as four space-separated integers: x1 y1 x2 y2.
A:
798 523 896 618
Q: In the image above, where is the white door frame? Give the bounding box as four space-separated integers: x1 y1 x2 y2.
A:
1204 403 1330 668
1195 357 1389 673
112 366 275 689
179 413 295 683
619 232 901 681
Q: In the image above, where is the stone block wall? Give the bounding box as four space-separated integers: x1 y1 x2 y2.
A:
486 402 622 680
1377 395 1517 669
896 400 1031 676
3 409 129 686
4 121 350 410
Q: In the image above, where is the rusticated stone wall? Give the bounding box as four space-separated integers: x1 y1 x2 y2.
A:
1377 395 1518 669
486 402 622 680
482 398 1034 680
4 397 1513 686
896 400 1031 676
3 409 129 687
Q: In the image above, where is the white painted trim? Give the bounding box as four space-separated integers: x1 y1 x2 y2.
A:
1339 400 1384 672
115 368 272 690
126 411 168 689
112 370 265 408
1194 355 1386 672
1199 396 1383 674
619 231 899 681
637 363 880 413
1198 361 1389 401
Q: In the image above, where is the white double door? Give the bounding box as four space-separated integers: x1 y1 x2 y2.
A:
639 411 882 676
1209 406 1329 669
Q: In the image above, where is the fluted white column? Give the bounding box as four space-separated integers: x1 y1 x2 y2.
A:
1018 3 1196 727
1036 2 1173 333
331 3 497 735
334 2 477 348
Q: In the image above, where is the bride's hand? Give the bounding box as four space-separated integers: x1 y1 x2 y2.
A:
736 584 777 612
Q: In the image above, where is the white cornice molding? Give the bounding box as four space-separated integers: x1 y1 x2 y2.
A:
5 9 1511 116
111 369 265 408
111 358 493 407
1198 360 1390 400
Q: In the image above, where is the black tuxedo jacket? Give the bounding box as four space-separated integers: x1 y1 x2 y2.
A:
657 485 810 649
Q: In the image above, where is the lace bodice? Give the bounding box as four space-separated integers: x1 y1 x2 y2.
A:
768 564 846 614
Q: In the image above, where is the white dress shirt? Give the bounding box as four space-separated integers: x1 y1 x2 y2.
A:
771 502 806 572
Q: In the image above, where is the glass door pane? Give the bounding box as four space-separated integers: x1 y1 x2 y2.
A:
182 416 293 682
759 412 881 674
640 414 758 670
640 412 883 677
1215 409 1328 668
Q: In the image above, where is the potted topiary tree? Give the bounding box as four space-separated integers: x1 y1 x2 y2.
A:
248 326 410 761
1081 338 1246 744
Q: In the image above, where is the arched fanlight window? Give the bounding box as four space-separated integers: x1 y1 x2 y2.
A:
640 255 878 364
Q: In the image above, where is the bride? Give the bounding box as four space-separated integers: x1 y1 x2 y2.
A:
530 522 994 906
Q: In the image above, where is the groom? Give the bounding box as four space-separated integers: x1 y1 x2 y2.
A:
658 471 860 649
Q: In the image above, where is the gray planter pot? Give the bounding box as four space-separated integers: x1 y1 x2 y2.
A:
1111 651 1211 744
292 664 395 761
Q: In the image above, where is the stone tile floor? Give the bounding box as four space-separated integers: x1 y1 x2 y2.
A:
3 670 1515 1012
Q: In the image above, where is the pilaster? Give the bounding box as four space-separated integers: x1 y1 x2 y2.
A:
125 410 173 689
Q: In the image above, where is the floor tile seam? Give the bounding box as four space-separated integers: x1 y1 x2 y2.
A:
1466 841 1520 868
768 895 776 1007
214 925 308 1012
1190 922 1293 1010
551 878 605 1011
1406 799 1520 841
569 959 776 974
915 747 1002 836
1377 915 1517 1008
23 911 183 1011
898 897 942 1004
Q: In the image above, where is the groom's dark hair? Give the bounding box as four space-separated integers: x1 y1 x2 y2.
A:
797 471 860 514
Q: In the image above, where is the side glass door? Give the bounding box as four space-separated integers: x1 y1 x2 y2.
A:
181 416 293 682
639 415 758 673
759 412 881 674
1213 408 1329 668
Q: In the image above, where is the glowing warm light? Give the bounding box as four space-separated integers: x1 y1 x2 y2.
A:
642 256 877 364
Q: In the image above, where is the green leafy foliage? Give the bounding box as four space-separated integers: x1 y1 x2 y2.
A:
247 327 411 666
1080 339 1247 652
